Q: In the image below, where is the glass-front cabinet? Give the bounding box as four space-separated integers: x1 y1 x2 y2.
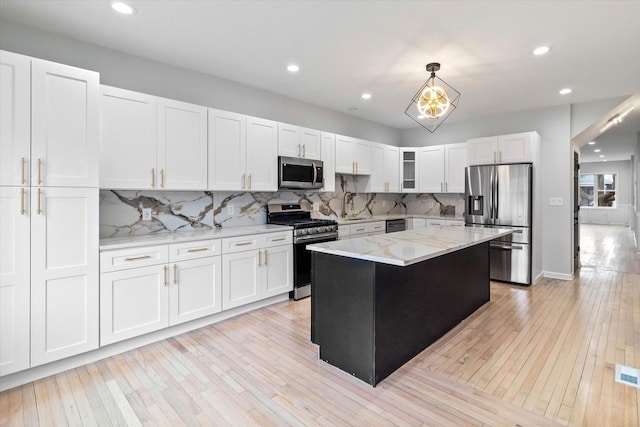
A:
400 148 419 192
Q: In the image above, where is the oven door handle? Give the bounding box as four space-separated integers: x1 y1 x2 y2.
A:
295 232 339 244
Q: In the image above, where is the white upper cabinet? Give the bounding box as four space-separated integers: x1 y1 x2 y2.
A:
320 132 335 192
444 143 467 193
467 132 538 165
368 143 399 192
245 116 278 192
209 110 277 191
418 143 467 193
157 98 208 190
278 123 321 160
335 135 370 175
31 60 99 188
0 51 31 187
0 186 31 376
100 86 157 189
100 86 208 190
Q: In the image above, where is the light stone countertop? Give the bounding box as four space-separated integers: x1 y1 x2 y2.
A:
307 226 512 267
333 213 465 225
100 224 292 251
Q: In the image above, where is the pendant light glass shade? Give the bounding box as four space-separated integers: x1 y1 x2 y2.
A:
405 63 460 133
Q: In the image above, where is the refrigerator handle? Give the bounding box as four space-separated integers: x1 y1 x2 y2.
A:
489 167 495 219
494 171 499 219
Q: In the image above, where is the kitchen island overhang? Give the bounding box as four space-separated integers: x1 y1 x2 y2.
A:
308 226 513 387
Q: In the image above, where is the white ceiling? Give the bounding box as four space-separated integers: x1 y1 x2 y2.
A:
1 0 639 153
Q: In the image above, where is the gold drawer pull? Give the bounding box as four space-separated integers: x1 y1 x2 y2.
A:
124 255 152 261
173 264 177 284
20 188 25 215
37 158 42 184
160 169 165 188
354 227 365 232
271 237 286 242
235 241 252 246
151 168 155 187
187 247 209 253
21 157 26 184
37 188 42 215
163 265 168 286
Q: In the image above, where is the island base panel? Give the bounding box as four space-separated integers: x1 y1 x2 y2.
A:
312 242 490 386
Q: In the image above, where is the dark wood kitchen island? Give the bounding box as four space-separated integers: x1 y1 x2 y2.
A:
308 226 512 387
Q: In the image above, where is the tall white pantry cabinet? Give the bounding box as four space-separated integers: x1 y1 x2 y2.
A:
0 50 99 376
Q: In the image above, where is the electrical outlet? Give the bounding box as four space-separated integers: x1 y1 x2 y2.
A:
227 205 234 215
550 197 564 207
313 202 320 211
142 208 152 221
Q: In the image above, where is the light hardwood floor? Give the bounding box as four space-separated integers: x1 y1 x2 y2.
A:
1 224 638 426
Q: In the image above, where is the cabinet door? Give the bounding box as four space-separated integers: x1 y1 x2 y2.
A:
300 127 321 160
444 143 467 193
263 245 293 298
418 146 444 193
32 60 99 187
100 265 168 346
100 86 157 189
413 218 427 229
385 145 400 192
209 109 246 190
368 143 386 192
335 135 355 174
0 187 30 376
169 257 222 326
31 187 99 366
400 149 419 192
498 133 532 163
222 250 260 310
354 139 371 174
320 132 335 192
0 51 31 187
157 98 208 190
246 116 277 191
467 136 497 166
277 122 301 158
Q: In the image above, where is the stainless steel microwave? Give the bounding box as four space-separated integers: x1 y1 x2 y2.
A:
278 156 324 189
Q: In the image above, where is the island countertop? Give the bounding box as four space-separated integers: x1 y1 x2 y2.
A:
307 226 512 267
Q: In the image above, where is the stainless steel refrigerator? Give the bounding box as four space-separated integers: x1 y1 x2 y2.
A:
465 163 532 285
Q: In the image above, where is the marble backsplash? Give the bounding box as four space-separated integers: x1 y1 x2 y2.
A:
99 175 465 238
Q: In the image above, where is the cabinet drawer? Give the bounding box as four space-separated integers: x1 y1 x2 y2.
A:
222 235 261 254
169 239 221 261
100 245 168 273
263 231 292 248
445 220 465 227
350 221 385 236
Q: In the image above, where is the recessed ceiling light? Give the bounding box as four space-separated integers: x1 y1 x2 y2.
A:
559 88 572 95
599 155 605 158
361 93 372 100
603 159 608 162
111 1 137 15
286 64 300 73
417 115 425 119
594 149 601 152
533 46 550 56
587 141 596 145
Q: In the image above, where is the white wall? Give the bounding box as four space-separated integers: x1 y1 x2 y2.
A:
570 96 629 139
401 105 573 279
579 160 632 226
0 20 401 146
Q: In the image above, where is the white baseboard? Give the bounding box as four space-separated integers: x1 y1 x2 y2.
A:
533 271 544 284
0 293 289 392
543 271 574 281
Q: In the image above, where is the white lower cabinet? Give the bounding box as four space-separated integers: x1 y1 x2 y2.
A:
426 218 465 227
222 231 292 310
100 239 222 346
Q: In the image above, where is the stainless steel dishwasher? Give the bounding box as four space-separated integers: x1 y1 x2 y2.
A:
385 219 406 233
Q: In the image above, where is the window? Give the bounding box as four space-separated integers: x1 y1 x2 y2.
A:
579 173 616 207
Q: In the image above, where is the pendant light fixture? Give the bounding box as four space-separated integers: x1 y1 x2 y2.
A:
405 63 460 133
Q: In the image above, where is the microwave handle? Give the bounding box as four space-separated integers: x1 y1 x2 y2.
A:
312 162 318 184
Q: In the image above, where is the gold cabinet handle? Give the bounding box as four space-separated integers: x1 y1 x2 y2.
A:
298 144 301 157
21 157 26 185
493 152 496 163
356 162 359 174
302 144 306 158
186 247 208 253
352 161 355 173
37 188 42 215
271 237 286 242
242 173 246 189
20 188 25 215
445 182 448 192
160 169 165 188
124 255 151 261
151 168 155 187
248 174 252 190
263 249 267 266
235 241 252 246
173 264 177 285
37 158 42 185
163 265 168 286
257 250 261 267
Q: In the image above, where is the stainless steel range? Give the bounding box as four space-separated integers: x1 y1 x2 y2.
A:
267 203 338 300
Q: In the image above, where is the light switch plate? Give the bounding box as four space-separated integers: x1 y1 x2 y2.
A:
142 208 152 221
550 197 564 206
227 205 234 215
